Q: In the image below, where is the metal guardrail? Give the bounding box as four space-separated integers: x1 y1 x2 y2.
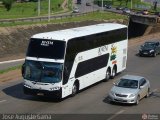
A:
0 11 97 24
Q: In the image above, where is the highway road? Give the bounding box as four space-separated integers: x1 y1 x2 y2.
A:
0 59 24 70
73 0 100 13
0 37 160 120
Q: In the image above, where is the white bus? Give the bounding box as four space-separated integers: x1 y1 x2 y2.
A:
22 23 128 99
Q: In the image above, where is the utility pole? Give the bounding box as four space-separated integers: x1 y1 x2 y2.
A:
131 0 132 9
67 0 69 9
102 0 104 11
48 0 51 22
38 0 41 16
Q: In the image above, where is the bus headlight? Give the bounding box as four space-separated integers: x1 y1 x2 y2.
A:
50 86 61 91
24 84 31 89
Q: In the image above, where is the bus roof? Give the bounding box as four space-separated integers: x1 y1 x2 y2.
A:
31 23 127 41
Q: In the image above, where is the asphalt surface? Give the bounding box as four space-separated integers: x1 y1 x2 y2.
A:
74 0 100 13
0 38 160 120
0 59 24 70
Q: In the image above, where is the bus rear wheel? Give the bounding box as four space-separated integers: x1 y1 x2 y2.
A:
111 66 117 79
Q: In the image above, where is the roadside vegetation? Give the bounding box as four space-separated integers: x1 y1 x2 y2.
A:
0 0 65 19
112 0 151 8
0 0 158 20
0 11 127 27
0 65 21 75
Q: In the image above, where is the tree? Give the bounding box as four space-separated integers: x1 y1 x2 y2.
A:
117 0 123 6
125 0 129 6
2 0 14 11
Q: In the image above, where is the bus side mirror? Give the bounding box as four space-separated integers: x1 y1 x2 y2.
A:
21 63 25 78
113 82 117 86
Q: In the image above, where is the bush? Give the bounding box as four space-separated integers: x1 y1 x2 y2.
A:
2 0 14 11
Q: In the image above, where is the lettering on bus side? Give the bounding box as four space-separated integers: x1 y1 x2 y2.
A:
98 45 108 55
41 40 54 46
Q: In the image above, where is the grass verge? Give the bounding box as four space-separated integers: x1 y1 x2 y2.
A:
0 0 64 19
0 65 21 75
0 11 128 27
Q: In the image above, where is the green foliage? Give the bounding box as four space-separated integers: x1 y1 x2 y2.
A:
2 0 14 11
0 0 64 19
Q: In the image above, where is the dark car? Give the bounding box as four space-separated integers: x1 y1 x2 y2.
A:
86 2 91 6
116 6 123 10
77 0 81 4
105 4 112 9
139 41 160 57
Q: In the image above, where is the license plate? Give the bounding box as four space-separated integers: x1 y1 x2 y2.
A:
117 98 123 101
115 98 124 102
37 93 44 96
143 53 148 54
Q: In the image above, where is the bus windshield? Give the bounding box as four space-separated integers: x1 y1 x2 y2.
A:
27 38 66 59
23 60 63 83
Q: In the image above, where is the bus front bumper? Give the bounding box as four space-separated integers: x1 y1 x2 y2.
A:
23 86 62 99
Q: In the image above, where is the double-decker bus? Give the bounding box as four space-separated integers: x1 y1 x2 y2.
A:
22 23 128 99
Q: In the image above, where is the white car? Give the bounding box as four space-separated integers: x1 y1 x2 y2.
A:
108 75 150 105
122 8 131 14
73 7 79 13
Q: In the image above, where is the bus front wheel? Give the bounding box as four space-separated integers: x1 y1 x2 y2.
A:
71 83 78 97
104 69 111 82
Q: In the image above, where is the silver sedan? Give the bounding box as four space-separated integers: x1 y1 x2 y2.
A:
108 75 150 105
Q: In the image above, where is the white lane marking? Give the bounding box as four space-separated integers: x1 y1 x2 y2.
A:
0 59 24 65
0 100 6 103
151 88 158 95
152 89 158 92
107 110 125 120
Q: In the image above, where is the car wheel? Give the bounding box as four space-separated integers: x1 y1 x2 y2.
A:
104 69 111 82
135 96 140 105
139 53 142 57
153 52 156 57
145 89 150 98
71 83 78 97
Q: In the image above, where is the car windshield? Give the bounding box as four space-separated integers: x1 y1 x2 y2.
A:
144 42 156 48
117 79 138 89
23 60 63 83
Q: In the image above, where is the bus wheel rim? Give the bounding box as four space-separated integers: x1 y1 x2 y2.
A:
106 70 110 80
72 84 77 95
112 68 116 77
